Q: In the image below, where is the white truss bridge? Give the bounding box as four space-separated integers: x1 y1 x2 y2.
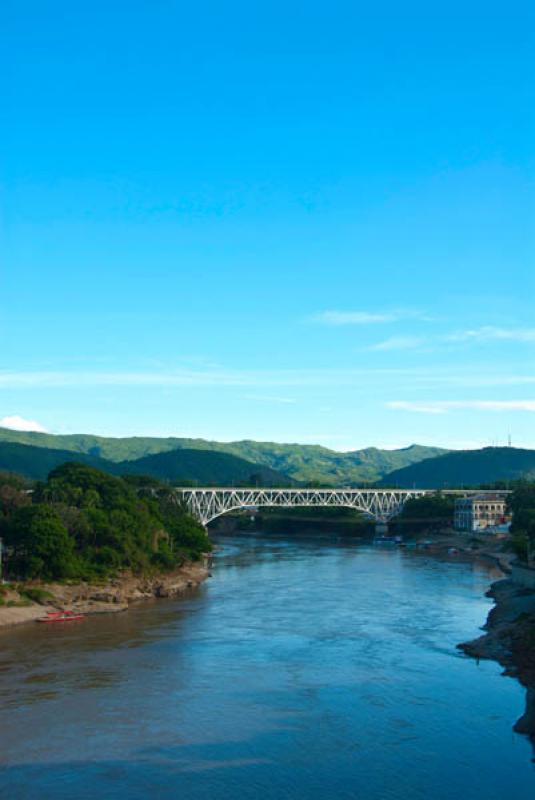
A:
175 487 503 527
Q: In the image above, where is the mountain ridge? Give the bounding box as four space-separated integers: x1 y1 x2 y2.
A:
380 446 535 488
0 428 448 484
0 441 293 485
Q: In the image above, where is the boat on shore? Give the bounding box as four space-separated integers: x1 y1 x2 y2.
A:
37 610 85 624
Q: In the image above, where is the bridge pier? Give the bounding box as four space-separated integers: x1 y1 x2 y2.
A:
375 522 389 536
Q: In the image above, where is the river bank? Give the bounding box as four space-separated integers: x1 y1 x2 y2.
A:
382 529 535 741
404 529 515 574
459 576 535 739
0 559 210 629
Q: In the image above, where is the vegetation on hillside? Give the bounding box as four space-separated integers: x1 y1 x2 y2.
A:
393 494 455 532
250 506 373 535
0 428 447 484
0 441 292 486
119 447 294 486
380 447 535 488
0 464 211 582
0 441 111 480
508 483 535 563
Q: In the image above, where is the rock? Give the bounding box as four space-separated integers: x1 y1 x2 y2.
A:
89 591 118 603
514 688 535 738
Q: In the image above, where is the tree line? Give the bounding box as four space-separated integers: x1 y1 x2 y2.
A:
0 463 211 582
508 483 535 563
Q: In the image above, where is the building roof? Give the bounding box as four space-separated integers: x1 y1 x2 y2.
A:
454 492 507 504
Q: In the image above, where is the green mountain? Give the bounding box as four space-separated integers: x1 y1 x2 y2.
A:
381 447 535 488
118 448 294 486
0 441 292 485
0 442 112 480
0 428 447 484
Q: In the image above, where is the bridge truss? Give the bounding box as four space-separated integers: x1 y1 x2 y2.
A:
176 487 433 526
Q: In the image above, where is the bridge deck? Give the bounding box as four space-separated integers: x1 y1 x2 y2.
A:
173 487 510 526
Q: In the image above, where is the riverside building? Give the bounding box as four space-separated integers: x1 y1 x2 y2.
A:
454 493 511 533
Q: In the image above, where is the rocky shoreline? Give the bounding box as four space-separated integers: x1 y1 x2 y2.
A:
397 530 535 741
0 559 210 629
459 577 535 740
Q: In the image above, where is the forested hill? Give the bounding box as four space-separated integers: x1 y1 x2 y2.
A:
0 428 447 484
380 447 535 488
0 441 292 485
118 448 294 486
0 441 112 480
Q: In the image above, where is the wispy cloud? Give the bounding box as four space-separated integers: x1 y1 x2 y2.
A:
312 310 396 325
368 325 535 353
243 394 297 405
447 326 535 343
368 336 426 351
387 400 535 414
0 414 48 432
1 367 535 391
311 308 435 326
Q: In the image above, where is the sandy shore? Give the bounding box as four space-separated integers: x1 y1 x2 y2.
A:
0 559 210 629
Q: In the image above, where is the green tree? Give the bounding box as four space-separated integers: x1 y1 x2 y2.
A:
396 494 454 531
5 504 78 580
508 483 535 563
4 464 211 581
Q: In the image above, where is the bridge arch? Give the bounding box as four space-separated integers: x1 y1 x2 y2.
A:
174 487 431 527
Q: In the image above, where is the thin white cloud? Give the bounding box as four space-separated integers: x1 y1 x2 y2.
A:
0 367 534 390
312 310 396 325
368 336 426 351
447 326 535 343
243 395 297 405
369 326 535 352
0 414 48 432
387 400 535 414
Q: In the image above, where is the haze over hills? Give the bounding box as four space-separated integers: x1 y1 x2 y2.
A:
0 428 447 485
381 447 535 488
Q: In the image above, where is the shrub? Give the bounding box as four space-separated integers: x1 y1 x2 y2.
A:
20 587 55 605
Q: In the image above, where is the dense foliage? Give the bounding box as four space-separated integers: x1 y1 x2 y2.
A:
393 494 455 532
508 483 535 563
0 464 211 581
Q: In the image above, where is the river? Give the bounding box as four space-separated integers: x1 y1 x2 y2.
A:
1 533 534 799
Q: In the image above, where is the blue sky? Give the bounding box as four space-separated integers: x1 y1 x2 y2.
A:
1 0 534 450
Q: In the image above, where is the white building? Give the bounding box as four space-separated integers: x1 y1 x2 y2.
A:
454 493 510 533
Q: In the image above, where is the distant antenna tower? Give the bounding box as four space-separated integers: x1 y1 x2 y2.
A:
508 433 512 447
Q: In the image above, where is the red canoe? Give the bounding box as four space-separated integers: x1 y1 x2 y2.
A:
37 610 85 623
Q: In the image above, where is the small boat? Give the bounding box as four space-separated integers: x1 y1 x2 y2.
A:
37 609 85 623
